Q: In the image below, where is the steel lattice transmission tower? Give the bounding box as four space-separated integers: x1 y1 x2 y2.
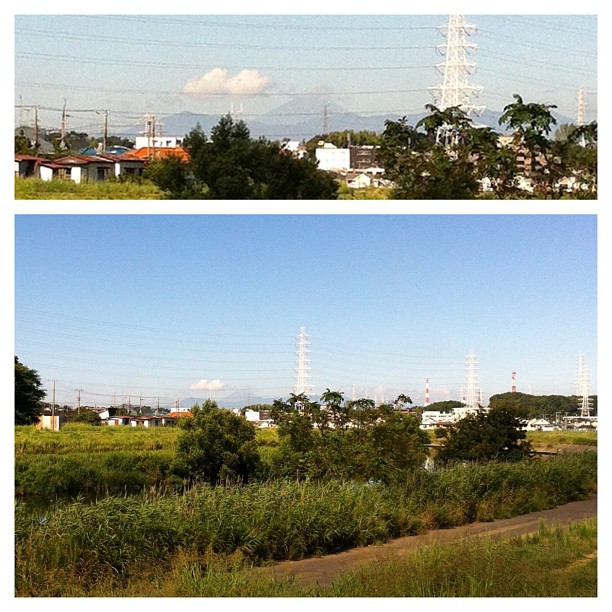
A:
576 353 593 417
429 15 484 117
294 327 312 397
461 349 483 414
576 87 586 127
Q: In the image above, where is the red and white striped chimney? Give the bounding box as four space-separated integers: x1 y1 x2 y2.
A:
425 378 430 406
511 371 517 393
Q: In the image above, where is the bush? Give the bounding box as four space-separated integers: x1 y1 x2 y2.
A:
437 408 532 465
171 400 259 485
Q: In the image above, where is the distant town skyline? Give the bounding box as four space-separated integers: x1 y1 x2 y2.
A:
14 10 597 140
15 215 597 409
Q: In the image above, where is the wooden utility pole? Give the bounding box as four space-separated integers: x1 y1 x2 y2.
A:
34 105 39 149
75 388 83 414
60 99 67 149
51 379 56 431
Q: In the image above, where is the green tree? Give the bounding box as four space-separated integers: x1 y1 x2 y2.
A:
171 400 259 484
416 104 473 146
379 107 481 199
368 411 429 483
498 94 560 196
73 409 102 426
15 356 46 425
437 408 532 465
15 131 35 155
143 155 199 199
151 116 338 200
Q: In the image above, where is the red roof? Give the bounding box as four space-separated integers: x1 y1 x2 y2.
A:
120 147 190 162
15 154 46 162
166 411 192 418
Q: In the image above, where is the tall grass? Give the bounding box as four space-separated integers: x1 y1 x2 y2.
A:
15 452 596 596
324 519 597 597
15 449 178 498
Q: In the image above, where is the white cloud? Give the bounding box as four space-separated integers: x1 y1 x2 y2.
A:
183 68 270 96
190 379 226 391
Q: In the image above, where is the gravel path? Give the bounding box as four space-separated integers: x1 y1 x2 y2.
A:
260 497 597 589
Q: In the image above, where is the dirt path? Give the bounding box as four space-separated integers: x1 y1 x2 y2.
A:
260 497 597 589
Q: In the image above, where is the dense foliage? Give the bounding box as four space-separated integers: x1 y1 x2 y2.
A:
489 391 597 419
14 357 45 425
171 400 260 485
436 408 532 465
145 115 338 199
378 97 597 199
266 391 429 483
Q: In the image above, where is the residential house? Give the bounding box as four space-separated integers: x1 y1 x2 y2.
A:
15 154 46 178
51 154 116 183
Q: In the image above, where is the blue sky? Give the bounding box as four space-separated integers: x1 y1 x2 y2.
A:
14 215 597 408
13 9 597 138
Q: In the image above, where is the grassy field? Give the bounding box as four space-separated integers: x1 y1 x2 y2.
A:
527 430 597 447
15 177 164 199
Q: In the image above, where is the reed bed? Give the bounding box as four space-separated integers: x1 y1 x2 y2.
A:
15 449 178 498
15 452 596 596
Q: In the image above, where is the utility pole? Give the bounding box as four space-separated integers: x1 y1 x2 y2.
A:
96 109 109 152
33 105 39 150
52 379 56 431
60 99 67 150
75 388 83 414
144 113 155 158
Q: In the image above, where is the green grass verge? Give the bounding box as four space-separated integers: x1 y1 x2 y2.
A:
15 177 163 199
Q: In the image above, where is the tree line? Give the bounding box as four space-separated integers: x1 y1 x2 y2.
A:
143 94 596 200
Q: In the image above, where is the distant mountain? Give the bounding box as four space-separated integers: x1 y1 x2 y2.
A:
117 101 575 143
166 391 277 410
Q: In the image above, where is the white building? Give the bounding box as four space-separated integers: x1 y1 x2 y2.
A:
420 410 458 429
315 143 351 171
134 136 184 149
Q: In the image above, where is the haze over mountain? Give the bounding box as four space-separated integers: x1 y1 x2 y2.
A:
131 97 574 142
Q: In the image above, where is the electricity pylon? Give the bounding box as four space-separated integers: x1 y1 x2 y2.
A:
294 327 312 398
429 15 484 118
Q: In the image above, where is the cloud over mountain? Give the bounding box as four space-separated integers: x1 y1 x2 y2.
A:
183 68 270 96
190 379 226 391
